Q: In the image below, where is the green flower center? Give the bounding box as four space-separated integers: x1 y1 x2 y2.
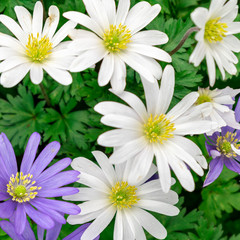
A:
204 17 228 43
26 33 53 62
7 172 41 203
216 132 240 158
110 181 139 209
144 114 175 144
103 24 131 53
196 94 212 105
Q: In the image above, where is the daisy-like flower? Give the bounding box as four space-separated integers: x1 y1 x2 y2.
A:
0 1 77 87
63 0 171 93
0 132 80 235
0 221 99 240
64 151 179 240
204 97 240 186
189 86 240 134
94 65 217 192
190 0 240 86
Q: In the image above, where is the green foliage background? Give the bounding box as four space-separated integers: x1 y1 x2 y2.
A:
0 0 240 239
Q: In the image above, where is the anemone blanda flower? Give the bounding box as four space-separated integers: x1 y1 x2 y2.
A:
190 0 240 86
0 221 99 240
94 65 217 193
63 0 171 93
0 132 80 235
64 151 179 240
188 86 240 134
204 97 240 186
0 1 77 87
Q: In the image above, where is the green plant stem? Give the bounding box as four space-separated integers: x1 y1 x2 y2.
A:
169 27 200 56
39 83 51 107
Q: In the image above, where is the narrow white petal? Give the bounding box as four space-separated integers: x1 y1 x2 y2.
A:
98 54 114 86
136 164 158 186
14 6 32 33
92 151 117 186
226 22 240 35
79 199 110 215
223 35 240 52
32 1 43 37
0 63 31 88
0 47 17 60
81 206 116 240
122 210 135 240
102 0 116 24
114 210 123 240
0 33 24 52
189 41 206 66
0 56 28 72
43 65 72 85
115 0 130 25
190 7 208 28
30 64 43 84
206 50 216 87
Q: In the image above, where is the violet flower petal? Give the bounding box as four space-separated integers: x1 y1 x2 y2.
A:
203 156 224 187
29 141 60 179
235 97 240 122
0 220 25 240
15 204 27 235
20 132 41 174
37 225 44 240
46 222 62 240
0 200 16 218
224 158 240 173
21 219 36 240
38 187 79 198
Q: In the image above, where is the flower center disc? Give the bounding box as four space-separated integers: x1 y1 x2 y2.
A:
204 17 228 43
103 24 131 53
110 181 139 209
216 132 240 158
26 33 53 62
144 114 175 144
7 172 41 203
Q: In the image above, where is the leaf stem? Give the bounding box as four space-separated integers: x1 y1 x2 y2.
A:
39 83 51 107
169 27 200 56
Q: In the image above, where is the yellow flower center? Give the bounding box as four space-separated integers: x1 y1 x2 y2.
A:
195 88 213 105
7 172 41 203
144 114 175 144
110 181 139 210
103 24 131 53
26 33 53 62
204 17 228 43
216 132 240 158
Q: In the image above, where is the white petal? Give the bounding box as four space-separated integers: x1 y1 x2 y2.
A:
136 164 158 186
190 7 208 28
0 63 31 88
218 0 238 20
69 29 99 40
114 210 123 240
102 0 116 24
131 207 167 239
155 65 175 115
63 11 104 37
14 6 32 34
51 21 77 47
98 54 114 86
223 35 240 52
166 92 199 121
42 6 60 40
79 199 110 215
92 151 117 186
0 56 29 72
0 33 24 52
81 206 116 240
125 3 160 34
226 22 240 35
206 50 216 87
128 43 171 62
110 56 126 94
122 210 135 240
218 110 240 129
189 41 206 66
131 30 168 46
70 47 107 72
0 47 17 60
32 1 43 37
30 64 43 84
136 199 179 216
43 65 72 85
115 0 130 25
110 89 148 121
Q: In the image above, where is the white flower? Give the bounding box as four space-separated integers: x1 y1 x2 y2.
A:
64 151 179 240
188 87 240 135
63 0 171 93
94 65 218 193
0 1 77 87
190 0 240 86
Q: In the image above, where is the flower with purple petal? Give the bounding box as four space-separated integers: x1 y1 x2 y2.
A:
0 132 80 235
204 98 240 186
0 220 99 240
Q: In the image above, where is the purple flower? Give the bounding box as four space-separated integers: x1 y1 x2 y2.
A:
204 98 240 187
0 132 80 235
0 220 99 240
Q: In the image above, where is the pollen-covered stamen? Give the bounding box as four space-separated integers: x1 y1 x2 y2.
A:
216 132 240 158
144 114 175 144
196 88 213 105
26 33 53 62
110 181 139 210
204 17 228 43
7 172 41 203
103 24 131 53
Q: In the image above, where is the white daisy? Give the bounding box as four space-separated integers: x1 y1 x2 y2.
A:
0 1 77 87
63 0 171 93
190 0 240 86
188 87 240 135
94 65 218 193
64 151 179 240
